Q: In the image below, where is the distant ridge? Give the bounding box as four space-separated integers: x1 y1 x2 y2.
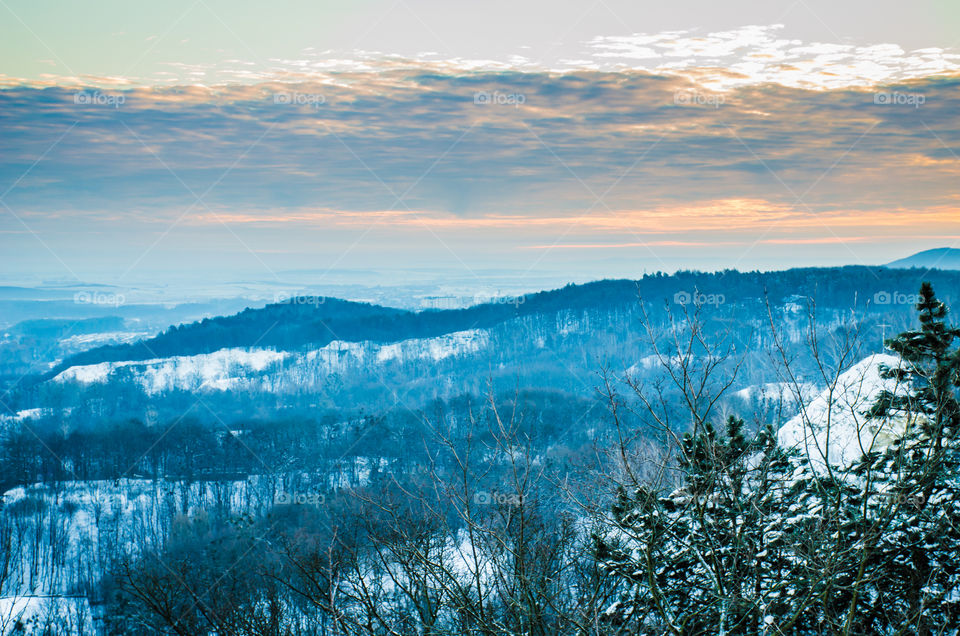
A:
38 266 960 382
887 248 960 271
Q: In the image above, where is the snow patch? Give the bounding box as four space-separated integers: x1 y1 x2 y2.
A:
0 408 52 423
736 382 818 404
59 331 149 349
0 596 92 635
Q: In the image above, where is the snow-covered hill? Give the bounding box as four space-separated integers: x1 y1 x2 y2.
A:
52 329 488 394
777 354 913 467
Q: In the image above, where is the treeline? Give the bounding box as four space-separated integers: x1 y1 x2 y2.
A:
44 266 960 380
0 390 606 494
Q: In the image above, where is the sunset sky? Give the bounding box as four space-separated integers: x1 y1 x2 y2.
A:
2 0 959 286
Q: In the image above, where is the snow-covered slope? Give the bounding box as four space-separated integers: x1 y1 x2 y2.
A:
777 354 913 467
58 330 151 350
54 348 289 392
52 329 488 394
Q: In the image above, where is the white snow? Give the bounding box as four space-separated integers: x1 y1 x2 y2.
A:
377 329 487 363
0 595 92 635
735 382 818 404
627 354 686 376
0 408 52 423
52 330 489 394
777 354 914 467
54 348 289 394
59 331 149 349
302 329 487 370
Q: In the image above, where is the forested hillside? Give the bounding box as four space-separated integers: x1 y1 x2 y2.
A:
3 278 959 634
46 266 960 378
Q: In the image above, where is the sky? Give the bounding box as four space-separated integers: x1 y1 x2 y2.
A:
2 0 960 288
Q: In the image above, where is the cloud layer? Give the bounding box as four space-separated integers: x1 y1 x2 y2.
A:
2 28 959 279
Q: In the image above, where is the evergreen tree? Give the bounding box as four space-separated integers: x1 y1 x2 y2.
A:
597 283 960 634
869 281 960 444
852 283 960 632
598 417 805 634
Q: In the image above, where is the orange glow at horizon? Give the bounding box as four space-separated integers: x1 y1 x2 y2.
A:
191 199 960 250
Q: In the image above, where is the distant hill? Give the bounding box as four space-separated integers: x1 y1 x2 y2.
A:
10 316 126 339
40 266 960 382
887 248 960 271
0 286 73 300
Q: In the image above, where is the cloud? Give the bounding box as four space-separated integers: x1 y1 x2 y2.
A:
1 33 959 277
4 24 958 92
586 25 960 90
1 70 958 221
